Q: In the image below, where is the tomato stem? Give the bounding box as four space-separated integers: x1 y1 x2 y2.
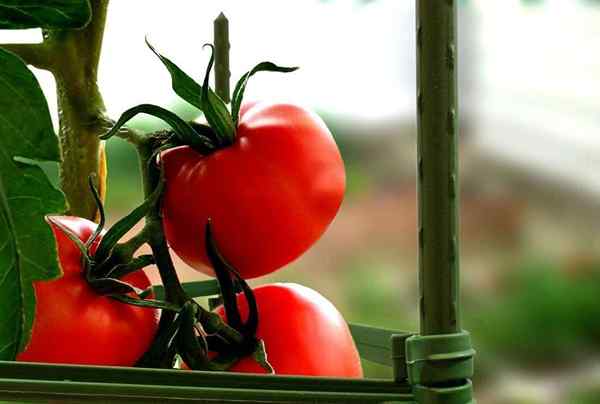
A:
137 140 188 306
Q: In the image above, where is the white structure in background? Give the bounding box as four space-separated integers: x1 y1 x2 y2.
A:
471 2 600 197
1 1 598 196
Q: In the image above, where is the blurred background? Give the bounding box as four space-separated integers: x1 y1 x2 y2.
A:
3 0 600 402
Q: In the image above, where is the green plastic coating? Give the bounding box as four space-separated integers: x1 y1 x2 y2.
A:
412 1 475 402
405 331 474 385
413 380 474 404
0 361 414 403
416 0 460 337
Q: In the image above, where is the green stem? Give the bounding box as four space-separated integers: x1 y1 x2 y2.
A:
0 43 53 70
44 0 110 221
137 140 188 306
416 0 460 335
213 12 230 103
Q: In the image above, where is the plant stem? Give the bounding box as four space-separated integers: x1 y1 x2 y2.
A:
136 140 187 306
214 12 230 103
43 0 110 221
0 43 53 70
416 0 460 335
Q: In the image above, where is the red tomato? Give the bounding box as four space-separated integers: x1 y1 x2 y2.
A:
214 283 363 377
17 216 159 366
161 102 345 279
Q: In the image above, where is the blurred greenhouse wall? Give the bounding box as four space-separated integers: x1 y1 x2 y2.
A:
2 1 600 402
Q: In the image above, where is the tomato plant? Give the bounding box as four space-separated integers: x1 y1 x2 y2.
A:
213 283 362 377
161 101 346 279
1 4 361 378
16 216 159 366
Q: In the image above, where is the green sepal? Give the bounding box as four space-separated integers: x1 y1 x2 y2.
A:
93 173 164 265
44 217 137 296
201 44 235 146
231 62 298 126
102 104 215 154
251 339 275 374
145 39 204 111
86 276 141 296
104 254 155 279
146 39 232 145
110 294 182 312
152 279 221 300
45 216 92 269
84 174 105 251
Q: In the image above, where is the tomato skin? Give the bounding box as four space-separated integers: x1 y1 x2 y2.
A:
215 283 363 378
16 216 159 366
161 102 346 279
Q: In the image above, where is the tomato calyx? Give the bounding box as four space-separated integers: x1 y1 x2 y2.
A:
102 40 298 158
51 176 171 311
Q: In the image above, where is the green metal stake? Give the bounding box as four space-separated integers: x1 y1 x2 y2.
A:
214 12 231 103
417 0 459 339
400 1 475 402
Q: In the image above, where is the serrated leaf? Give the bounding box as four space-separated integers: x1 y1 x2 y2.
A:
231 62 298 125
0 48 66 359
0 0 91 29
102 103 214 154
348 323 412 367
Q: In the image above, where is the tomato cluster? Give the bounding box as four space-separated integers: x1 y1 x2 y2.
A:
17 39 362 377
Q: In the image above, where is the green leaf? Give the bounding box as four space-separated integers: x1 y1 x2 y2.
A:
0 0 91 29
231 62 298 126
348 323 413 367
200 45 235 145
0 48 66 360
102 104 215 154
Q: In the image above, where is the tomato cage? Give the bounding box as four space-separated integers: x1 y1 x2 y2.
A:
0 1 474 403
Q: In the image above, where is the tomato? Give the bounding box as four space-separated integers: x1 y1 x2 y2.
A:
161 101 345 279
214 283 363 377
16 216 159 366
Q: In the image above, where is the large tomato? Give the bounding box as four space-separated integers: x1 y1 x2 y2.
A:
16 216 159 366
161 101 345 279
214 283 363 377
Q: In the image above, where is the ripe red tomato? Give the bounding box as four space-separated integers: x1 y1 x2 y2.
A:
16 216 159 366
161 101 345 279
214 283 363 377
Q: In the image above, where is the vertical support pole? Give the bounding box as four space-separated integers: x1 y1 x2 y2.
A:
403 1 475 402
214 12 231 103
417 0 460 337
